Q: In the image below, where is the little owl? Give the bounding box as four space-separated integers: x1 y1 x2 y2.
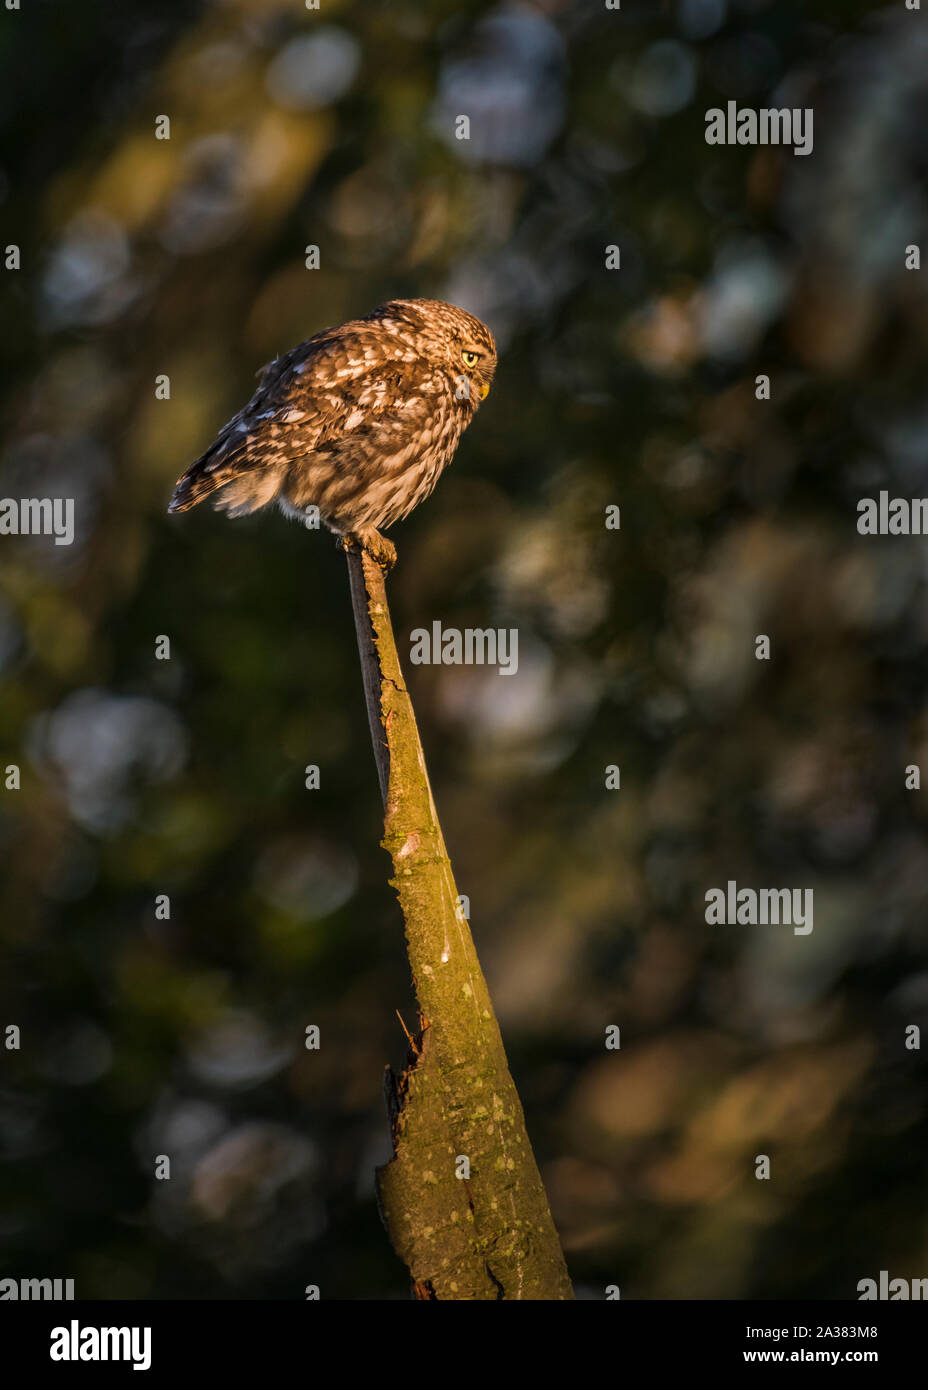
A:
168 298 497 568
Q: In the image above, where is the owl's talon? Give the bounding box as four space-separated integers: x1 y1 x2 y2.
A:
343 528 396 571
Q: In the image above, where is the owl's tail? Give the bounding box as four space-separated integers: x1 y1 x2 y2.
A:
167 457 228 513
168 450 284 518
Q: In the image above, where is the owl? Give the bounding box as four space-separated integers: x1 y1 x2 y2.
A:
168 298 497 568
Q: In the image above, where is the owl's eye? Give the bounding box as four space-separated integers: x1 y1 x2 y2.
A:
461 350 480 368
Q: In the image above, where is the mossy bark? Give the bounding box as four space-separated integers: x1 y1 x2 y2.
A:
346 546 574 1301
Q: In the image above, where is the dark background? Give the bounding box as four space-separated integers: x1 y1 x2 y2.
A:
1 0 927 1299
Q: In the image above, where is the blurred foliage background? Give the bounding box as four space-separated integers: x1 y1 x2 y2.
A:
2 0 928 1299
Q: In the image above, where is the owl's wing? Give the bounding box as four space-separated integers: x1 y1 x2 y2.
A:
168 325 379 512
169 323 443 515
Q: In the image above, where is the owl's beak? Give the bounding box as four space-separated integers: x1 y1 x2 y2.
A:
479 384 490 400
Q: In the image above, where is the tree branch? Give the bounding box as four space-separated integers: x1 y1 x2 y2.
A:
345 543 574 1300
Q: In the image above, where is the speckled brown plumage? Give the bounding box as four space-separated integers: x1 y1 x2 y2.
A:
168 298 497 567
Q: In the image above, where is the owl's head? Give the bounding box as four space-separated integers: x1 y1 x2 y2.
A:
371 298 497 407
